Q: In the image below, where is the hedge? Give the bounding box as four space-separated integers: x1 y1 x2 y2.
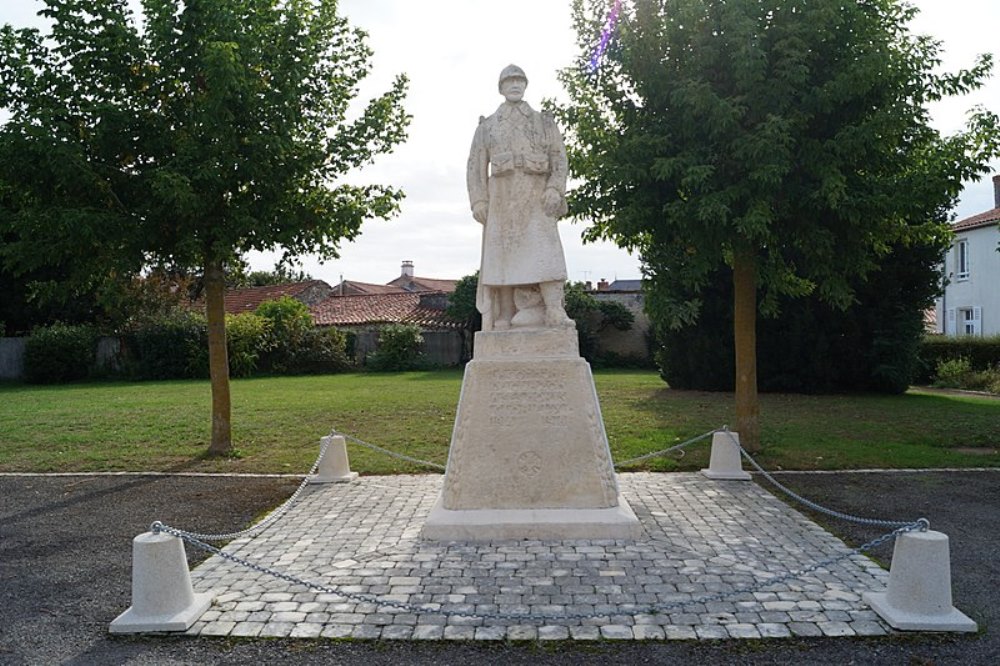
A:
23 323 99 383
917 335 1000 383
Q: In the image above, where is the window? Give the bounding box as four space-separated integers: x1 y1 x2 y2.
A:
958 307 981 336
956 240 970 280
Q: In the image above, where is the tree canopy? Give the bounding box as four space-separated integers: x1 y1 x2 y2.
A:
556 0 1000 448
0 0 410 453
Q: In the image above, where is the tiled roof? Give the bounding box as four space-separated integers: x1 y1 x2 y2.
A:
953 207 1000 232
191 280 332 315
386 276 460 293
607 279 643 292
335 280 408 296
310 291 463 330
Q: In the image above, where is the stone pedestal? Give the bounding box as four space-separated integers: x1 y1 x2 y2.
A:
421 328 642 541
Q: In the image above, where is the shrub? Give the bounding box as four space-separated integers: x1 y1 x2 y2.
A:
367 323 424 371
256 297 313 373
23 323 99 383
285 327 352 374
226 312 272 378
133 310 208 379
932 357 972 389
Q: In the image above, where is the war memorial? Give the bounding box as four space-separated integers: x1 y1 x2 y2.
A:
110 66 975 642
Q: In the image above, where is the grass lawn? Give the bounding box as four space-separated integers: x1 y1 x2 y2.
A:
0 369 997 474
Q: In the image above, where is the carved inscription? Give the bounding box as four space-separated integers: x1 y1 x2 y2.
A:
486 368 570 428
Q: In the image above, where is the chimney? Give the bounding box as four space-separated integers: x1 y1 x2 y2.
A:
597 278 610 291
401 260 414 278
584 280 593 291
993 174 1000 210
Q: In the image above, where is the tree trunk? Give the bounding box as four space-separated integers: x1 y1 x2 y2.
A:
733 243 761 453
204 257 232 456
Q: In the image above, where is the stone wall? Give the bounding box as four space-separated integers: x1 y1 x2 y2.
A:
591 291 651 361
346 327 467 367
0 336 123 380
0 337 26 380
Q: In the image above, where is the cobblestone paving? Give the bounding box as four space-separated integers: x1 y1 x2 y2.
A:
186 473 892 640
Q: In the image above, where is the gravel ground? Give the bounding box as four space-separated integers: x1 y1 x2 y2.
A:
1 471 997 665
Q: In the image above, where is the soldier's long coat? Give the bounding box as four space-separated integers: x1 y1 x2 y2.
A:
467 101 569 294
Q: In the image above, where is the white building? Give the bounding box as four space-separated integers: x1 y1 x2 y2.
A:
936 175 1000 337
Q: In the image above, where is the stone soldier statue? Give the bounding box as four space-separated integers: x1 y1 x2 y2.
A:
467 64 574 331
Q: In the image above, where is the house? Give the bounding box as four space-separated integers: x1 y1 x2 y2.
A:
936 175 1000 337
588 278 651 361
310 291 466 365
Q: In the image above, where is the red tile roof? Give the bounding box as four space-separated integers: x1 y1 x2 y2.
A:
190 280 333 315
310 291 463 329
334 280 408 296
953 207 1000 232
386 276 460 293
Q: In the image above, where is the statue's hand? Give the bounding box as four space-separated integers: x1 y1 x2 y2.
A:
473 201 489 224
542 188 564 217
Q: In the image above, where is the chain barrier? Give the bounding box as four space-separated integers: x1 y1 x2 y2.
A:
333 427 721 472
152 518 924 622
155 436 332 543
333 430 447 472
145 423 932 622
721 428 925 530
612 428 719 468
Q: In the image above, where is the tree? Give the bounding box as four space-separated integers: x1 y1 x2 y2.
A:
563 281 634 361
0 0 409 454
230 262 315 288
446 271 483 331
657 235 945 394
556 0 999 450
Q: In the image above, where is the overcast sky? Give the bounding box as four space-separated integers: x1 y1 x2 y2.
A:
2 0 997 286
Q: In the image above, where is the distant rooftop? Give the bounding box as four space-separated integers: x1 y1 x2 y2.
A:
310 291 462 330
192 280 332 315
953 174 1000 232
608 279 643 292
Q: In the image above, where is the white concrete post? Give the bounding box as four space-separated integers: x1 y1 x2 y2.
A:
109 531 213 633
864 529 977 632
700 431 751 480
308 435 358 484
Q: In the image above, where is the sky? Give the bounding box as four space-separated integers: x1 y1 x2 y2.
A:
1 0 998 287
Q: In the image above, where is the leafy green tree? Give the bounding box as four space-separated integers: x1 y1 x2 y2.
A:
0 0 409 454
556 0 999 450
657 236 944 394
564 281 634 362
230 262 315 288
255 295 313 372
446 271 482 331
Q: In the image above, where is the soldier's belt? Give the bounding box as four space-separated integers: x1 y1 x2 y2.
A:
490 151 550 176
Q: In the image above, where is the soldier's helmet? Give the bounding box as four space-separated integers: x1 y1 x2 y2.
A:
498 64 528 92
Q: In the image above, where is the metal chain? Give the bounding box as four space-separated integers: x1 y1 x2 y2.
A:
335 427 718 472
333 430 447 471
613 428 719 468
152 519 924 622
722 428 923 529
156 437 331 542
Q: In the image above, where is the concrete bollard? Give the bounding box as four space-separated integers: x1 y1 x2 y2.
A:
863 529 977 632
700 431 751 480
109 531 213 633
308 435 358 484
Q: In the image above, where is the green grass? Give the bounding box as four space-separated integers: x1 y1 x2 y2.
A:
0 369 997 474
